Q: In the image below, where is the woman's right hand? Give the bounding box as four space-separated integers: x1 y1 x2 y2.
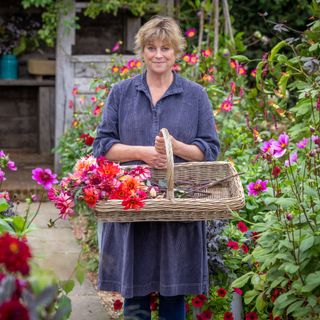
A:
138 146 167 169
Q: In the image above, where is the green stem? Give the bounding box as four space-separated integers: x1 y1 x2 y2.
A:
21 204 31 232
26 191 44 229
287 166 315 232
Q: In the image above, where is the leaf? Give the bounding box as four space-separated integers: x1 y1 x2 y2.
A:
301 271 320 292
284 263 299 274
75 263 85 285
292 306 312 317
12 216 26 233
244 290 259 304
255 61 265 91
256 293 267 313
231 272 254 288
309 43 319 52
0 198 9 213
290 99 312 116
0 219 14 233
300 235 314 252
287 300 304 314
230 55 250 62
52 295 72 320
35 285 58 308
278 72 291 96
251 274 264 290
277 54 288 63
275 197 297 209
269 40 288 62
274 292 297 309
304 185 318 197
270 277 286 289
60 280 75 294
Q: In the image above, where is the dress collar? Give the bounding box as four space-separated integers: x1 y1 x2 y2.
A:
134 69 184 98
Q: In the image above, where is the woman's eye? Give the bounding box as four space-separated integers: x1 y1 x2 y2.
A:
148 47 155 51
162 47 169 51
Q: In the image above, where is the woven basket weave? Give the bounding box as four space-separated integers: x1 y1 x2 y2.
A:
94 128 245 222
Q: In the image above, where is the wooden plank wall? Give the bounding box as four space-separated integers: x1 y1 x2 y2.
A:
0 87 38 151
71 54 135 114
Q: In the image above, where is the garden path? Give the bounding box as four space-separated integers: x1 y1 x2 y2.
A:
18 202 111 320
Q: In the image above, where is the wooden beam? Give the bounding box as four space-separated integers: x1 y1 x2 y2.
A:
55 0 76 173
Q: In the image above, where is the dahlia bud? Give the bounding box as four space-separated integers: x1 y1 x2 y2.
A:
271 166 281 177
310 126 315 133
254 31 262 39
309 149 316 157
286 213 293 221
222 48 230 57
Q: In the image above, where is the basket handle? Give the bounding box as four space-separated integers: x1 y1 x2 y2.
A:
159 128 174 200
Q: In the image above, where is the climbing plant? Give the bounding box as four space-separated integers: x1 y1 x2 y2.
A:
21 0 160 47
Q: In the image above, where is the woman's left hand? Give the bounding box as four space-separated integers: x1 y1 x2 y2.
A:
155 134 176 155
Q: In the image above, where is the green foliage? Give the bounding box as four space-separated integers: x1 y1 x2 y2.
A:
84 0 159 18
21 0 159 47
54 2 320 318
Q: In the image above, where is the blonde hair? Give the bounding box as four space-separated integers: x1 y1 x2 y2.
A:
134 16 186 58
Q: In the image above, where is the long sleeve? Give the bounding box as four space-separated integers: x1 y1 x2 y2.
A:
191 88 220 161
93 85 121 158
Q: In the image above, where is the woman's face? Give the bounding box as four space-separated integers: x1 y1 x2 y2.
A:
142 38 176 75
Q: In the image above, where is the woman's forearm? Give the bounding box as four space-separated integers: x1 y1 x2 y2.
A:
105 144 143 163
172 140 204 161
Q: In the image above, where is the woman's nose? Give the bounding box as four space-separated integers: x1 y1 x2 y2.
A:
155 49 163 57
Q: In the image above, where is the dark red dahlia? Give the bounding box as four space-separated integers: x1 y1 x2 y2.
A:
0 233 31 275
0 300 29 320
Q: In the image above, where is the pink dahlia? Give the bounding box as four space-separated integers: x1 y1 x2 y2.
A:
54 193 75 219
233 288 243 295
247 179 268 196
128 166 151 181
296 137 309 149
185 27 196 38
32 168 58 189
221 99 233 112
0 169 6 182
285 152 298 167
7 160 17 171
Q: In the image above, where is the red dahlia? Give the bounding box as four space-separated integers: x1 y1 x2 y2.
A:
0 233 31 275
113 299 123 311
246 312 258 320
217 287 227 297
0 300 29 320
191 296 205 308
224 311 234 320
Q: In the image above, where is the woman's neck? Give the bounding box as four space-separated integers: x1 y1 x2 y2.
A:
145 70 174 89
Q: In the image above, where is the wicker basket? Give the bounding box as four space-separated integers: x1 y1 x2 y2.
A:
94 128 245 222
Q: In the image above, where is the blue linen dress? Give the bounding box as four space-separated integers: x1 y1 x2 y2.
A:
93 71 220 298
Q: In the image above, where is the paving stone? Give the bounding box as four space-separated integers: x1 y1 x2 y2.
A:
70 296 109 320
17 202 109 320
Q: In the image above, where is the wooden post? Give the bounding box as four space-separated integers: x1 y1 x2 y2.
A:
158 0 174 17
55 0 76 172
222 0 234 45
213 0 219 56
125 17 141 52
38 87 55 155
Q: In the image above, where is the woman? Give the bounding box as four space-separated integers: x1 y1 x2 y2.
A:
93 16 220 320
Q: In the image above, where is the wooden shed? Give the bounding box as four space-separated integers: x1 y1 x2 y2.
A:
0 0 174 179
